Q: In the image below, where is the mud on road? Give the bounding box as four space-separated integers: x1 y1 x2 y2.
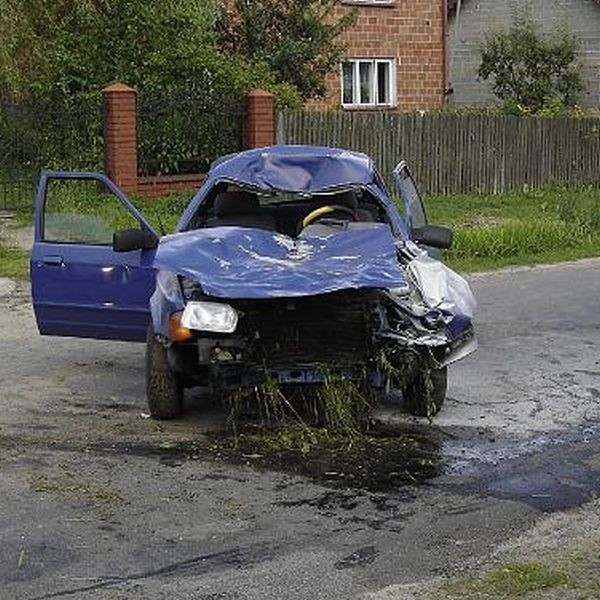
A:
1 259 600 599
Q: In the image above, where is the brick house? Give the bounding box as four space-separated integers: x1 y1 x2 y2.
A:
310 1 448 111
447 0 600 106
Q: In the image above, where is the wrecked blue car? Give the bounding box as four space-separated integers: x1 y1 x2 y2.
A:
31 145 476 419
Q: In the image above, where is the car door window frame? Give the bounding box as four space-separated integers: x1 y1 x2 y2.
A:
35 170 159 245
392 161 428 232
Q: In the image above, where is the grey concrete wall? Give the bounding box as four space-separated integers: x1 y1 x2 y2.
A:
447 0 600 106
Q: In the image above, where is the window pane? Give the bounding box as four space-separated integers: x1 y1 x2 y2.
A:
359 62 373 104
399 169 427 229
377 62 390 104
342 62 355 105
44 179 140 244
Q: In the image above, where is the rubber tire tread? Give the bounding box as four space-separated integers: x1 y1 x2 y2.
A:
146 327 183 419
403 366 447 417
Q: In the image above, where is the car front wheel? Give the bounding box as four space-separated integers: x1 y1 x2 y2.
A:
146 327 183 419
402 365 447 417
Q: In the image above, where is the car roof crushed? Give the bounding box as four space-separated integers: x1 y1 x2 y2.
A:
208 145 377 193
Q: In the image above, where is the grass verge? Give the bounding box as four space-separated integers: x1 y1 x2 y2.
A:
0 237 29 280
4 183 600 274
425 185 600 272
8 187 193 234
438 562 573 598
434 552 600 599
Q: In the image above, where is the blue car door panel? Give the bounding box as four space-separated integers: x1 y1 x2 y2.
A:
31 172 159 342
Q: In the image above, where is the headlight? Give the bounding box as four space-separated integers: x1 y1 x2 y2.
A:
181 301 238 334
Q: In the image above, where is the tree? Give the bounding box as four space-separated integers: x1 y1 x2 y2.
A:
478 16 583 114
218 0 356 100
0 0 299 105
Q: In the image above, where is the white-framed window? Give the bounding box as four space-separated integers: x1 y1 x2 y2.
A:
341 59 396 108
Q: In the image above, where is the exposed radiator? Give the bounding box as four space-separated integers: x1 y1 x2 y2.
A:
233 290 377 365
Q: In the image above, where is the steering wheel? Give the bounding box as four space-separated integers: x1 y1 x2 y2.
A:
301 205 358 230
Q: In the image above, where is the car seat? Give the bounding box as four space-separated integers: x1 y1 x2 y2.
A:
204 192 277 231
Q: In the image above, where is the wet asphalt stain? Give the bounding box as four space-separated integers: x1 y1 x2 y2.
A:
482 443 600 512
49 421 444 494
276 490 361 513
440 425 600 512
274 490 413 531
5 418 600 516
201 421 447 493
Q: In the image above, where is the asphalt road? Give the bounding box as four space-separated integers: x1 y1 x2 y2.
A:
1 259 599 600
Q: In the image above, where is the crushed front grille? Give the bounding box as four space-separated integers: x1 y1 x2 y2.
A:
232 290 378 366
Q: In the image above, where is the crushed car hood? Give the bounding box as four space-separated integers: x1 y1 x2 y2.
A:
154 223 407 299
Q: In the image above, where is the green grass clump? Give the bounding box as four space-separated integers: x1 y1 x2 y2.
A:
0 238 29 280
8 184 194 234
227 372 375 443
440 562 573 598
424 185 600 271
319 372 374 437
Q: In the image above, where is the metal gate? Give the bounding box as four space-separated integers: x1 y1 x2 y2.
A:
0 97 103 212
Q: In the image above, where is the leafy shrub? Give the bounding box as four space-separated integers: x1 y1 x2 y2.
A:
479 15 583 115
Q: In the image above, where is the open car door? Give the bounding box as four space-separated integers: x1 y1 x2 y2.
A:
31 171 159 342
392 161 453 254
392 161 428 232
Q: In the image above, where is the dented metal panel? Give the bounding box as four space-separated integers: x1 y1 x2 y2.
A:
154 223 408 299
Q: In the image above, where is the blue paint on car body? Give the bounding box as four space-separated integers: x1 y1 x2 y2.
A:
30 145 473 356
154 223 407 299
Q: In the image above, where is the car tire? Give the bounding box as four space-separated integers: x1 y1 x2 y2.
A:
403 365 447 417
146 327 183 419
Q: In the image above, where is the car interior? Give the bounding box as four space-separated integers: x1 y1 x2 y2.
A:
189 184 389 237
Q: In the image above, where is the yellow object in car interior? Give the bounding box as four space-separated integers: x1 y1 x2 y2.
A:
302 205 336 228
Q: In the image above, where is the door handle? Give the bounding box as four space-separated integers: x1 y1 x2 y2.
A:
42 256 64 266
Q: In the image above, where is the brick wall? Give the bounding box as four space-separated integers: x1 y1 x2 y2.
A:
102 85 274 198
137 175 206 199
102 83 138 192
310 0 446 111
447 0 600 106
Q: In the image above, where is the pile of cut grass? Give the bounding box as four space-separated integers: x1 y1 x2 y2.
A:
225 372 376 446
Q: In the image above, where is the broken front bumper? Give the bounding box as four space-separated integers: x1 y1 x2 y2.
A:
165 287 476 392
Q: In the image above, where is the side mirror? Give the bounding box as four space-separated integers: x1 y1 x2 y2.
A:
411 225 453 249
113 228 158 252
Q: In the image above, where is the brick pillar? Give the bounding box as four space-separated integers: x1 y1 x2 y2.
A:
102 82 138 193
245 89 276 149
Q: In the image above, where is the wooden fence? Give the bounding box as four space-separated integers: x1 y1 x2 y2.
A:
276 109 600 195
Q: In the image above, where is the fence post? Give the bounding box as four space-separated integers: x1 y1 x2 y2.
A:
102 82 138 193
245 89 275 149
